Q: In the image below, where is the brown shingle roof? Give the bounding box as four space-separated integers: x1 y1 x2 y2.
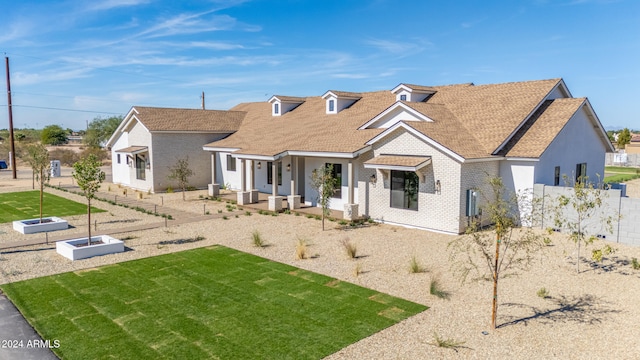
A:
364 155 431 168
326 91 363 98
204 78 568 159
271 96 306 103
132 106 244 132
502 98 585 158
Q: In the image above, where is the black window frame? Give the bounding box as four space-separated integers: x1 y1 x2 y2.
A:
575 162 587 184
117 153 121 164
267 161 282 185
400 94 407 101
554 166 560 186
390 170 419 211
227 155 236 172
325 163 342 199
135 154 146 180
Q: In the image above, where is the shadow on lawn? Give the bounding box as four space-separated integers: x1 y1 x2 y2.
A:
498 294 620 329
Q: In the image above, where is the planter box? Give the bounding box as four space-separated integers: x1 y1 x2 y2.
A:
56 235 124 261
13 217 68 234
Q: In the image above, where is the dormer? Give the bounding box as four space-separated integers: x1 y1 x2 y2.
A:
391 84 436 102
268 95 305 117
321 91 362 114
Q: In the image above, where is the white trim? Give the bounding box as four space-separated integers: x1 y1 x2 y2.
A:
321 90 362 100
358 102 432 130
464 157 504 163
581 99 615 153
153 130 234 134
373 219 459 235
366 122 465 163
202 146 240 152
232 154 276 161
503 157 539 162
105 107 140 148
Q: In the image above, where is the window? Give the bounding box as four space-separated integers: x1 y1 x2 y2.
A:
227 155 236 171
267 161 282 185
390 170 419 210
554 166 560 186
135 154 146 180
400 94 407 101
117 154 121 164
274 103 279 114
325 163 342 198
329 99 335 112
575 162 587 183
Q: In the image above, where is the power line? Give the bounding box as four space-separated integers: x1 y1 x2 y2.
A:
0 104 122 115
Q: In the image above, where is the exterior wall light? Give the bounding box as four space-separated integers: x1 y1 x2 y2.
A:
435 180 441 194
370 173 377 185
257 161 261 169
286 163 291 172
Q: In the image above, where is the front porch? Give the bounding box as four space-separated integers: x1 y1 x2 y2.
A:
214 190 345 219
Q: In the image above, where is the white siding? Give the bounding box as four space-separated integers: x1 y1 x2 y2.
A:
535 105 607 186
110 132 130 186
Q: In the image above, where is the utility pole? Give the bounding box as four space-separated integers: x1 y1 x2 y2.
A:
201 91 205 110
5 56 17 179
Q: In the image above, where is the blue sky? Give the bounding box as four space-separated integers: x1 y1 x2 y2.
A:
1 0 638 131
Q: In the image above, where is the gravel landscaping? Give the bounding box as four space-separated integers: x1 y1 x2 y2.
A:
2 168 640 358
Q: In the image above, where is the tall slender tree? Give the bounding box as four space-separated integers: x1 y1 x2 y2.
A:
449 177 546 329
309 164 338 231
72 154 105 245
25 143 50 223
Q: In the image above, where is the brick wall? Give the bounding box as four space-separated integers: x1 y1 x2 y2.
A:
365 127 464 233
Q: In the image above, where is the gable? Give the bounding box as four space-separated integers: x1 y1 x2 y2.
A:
359 102 432 129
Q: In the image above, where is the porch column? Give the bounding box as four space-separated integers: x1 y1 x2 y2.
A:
249 160 258 203
268 160 283 211
344 159 358 220
287 156 301 209
208 152 219 197
237 158 250 205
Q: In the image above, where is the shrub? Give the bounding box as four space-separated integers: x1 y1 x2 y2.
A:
252 230 265 248
429 277 450 300
222 215 228 220
341 237 357 259
537 287 550 299
245 211 252 216
632 258 640 270
48 148 79 166
338 220 348 226
166 186 173 193
427 332 466 350
353 262 363 277
295 238 307 260
409 255 426 274
80 146 107 161
306 214 314 219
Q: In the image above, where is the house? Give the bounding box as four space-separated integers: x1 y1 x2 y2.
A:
625 134 640 155
105 106 243 193
202 78 613 234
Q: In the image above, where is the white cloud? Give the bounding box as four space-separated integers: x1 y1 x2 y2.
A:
87 0 151 11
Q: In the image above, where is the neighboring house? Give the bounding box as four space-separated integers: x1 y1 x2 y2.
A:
105 106 243 193
625 134 640 155
202 78 613 234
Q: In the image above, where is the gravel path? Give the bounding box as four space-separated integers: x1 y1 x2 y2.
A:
1 169 640 358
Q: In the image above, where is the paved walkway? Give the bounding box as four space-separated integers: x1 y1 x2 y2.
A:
0 293 58 359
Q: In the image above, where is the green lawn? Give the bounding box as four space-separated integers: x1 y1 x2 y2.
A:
0 246 427 359
605 166 640 174
0 191 104 223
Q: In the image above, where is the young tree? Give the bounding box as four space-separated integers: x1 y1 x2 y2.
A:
309 164 338 231
552 175 617 273
25 143 50 223
72 154 105 246
167 157 194 201
448 177 546 329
